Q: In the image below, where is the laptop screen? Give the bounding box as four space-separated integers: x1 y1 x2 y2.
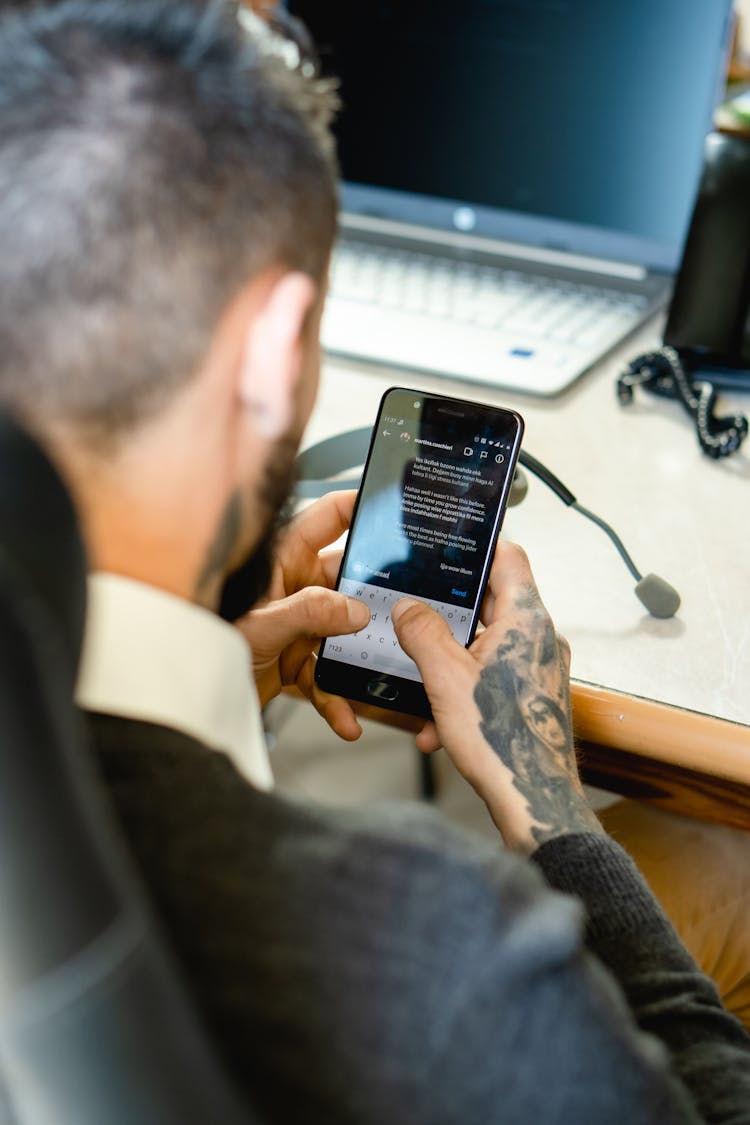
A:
287 0 732 273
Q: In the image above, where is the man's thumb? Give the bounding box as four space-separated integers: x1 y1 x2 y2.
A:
391 597 457 683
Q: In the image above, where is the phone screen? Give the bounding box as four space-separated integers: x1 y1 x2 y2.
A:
314 387 524 717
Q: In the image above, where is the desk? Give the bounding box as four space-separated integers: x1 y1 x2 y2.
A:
301 317 750 828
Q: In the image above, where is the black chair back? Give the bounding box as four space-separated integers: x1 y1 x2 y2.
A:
0 410 255 1124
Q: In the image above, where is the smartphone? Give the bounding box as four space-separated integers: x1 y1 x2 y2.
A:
314 387 524 718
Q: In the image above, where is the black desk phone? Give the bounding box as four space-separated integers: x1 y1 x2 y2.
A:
618 131 750 458
664 131 750 380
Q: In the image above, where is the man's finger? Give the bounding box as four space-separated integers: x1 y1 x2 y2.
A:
484 540 549 622
241 587 369 657
320 549 344 588
391 598 472 698
415 721 442 754
285 490 357 556
295 654 363 742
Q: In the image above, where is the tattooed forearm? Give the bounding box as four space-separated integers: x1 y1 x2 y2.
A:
474 627 600 847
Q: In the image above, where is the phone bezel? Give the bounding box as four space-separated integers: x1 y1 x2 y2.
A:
313 387 524 719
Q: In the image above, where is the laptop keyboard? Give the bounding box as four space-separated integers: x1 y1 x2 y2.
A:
324 238 652 395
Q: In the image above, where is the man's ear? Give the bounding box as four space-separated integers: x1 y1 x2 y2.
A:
237 271 317 440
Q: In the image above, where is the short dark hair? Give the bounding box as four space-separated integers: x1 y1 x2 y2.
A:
0 0 338 444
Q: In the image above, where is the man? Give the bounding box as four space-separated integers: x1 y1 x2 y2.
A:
0 3 748 1123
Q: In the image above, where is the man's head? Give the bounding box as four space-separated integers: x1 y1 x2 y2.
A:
0 0 338 606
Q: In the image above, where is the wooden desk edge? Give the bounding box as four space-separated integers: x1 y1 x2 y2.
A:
283 683 750 829
570 682 750 783
354 682 750 783
571 682 750 830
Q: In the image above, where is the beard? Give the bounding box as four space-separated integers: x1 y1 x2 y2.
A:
217 431 299 621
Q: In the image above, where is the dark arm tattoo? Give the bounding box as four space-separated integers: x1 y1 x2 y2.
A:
474 620 598 846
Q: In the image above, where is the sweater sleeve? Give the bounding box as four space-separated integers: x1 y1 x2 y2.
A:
533 832 750 1125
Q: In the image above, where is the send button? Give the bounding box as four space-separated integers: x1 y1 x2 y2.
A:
451 588 467 598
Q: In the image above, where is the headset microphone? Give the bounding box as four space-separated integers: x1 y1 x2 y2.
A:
294 428 681 620
516 451 681 619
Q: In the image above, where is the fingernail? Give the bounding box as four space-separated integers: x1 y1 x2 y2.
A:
346 597 370 626
391 597 420 624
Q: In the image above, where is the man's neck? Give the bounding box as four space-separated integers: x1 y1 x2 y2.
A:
45 413 235 611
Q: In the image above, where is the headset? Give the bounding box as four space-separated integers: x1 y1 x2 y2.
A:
295 428 681 619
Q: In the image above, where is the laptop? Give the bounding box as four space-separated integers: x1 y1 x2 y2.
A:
286 0 733 396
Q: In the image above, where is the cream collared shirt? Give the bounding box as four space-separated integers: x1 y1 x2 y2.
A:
76 573 273 791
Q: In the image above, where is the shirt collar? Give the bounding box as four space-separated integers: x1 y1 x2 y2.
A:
76 573 273 791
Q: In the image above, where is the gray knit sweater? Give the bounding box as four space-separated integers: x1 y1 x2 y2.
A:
91 714 750 1125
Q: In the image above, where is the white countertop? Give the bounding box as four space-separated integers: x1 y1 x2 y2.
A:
302 318 750 726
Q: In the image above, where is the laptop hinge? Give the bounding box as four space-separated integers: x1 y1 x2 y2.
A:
339 212 648 282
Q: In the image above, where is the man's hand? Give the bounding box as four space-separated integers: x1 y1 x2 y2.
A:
391 541 602 854
263 490 356 606
235 491 370 741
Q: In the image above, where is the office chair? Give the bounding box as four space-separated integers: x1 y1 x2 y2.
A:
0 409 256 1125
